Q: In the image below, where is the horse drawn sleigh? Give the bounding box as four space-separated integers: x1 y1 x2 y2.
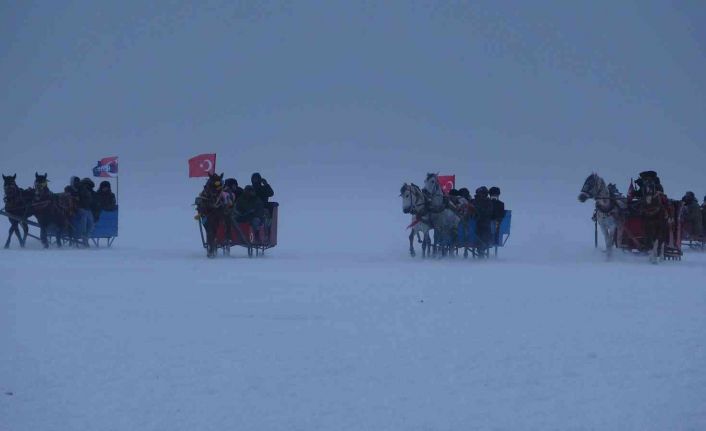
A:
2 173 118 249
580 171 682 262
401 174 511 259
195 173 278 258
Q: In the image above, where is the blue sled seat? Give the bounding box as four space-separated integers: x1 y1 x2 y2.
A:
91 209 118 246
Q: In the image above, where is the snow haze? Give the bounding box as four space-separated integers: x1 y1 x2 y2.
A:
2 1 705 430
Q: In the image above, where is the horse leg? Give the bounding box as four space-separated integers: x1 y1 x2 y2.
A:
409 231 416 257
599 220 612 260
606 227 615 260
421 235 425 258
12 220 24 247
19 221 28 247
650 238 659 264
433 229 441 257
5 224 14 248
40 224 49 248
206 221 217 258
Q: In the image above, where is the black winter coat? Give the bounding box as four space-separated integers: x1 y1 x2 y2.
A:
95 191 117 211
235 195 264 222
252 181 274 204
77 186 93 210
472 198 494 227
490 199 505 222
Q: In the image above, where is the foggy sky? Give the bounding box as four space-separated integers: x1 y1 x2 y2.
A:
1 1 705 251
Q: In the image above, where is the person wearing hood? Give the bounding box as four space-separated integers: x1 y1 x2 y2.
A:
95 181 117 212
251 172 274 205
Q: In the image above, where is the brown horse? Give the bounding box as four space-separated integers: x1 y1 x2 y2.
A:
32 173 75 248
2 174 33 248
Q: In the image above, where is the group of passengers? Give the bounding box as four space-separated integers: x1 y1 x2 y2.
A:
448 185 506 247
211 172 276 243
64 177 117 246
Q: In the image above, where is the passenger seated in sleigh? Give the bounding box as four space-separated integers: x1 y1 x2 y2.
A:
233 186 268 243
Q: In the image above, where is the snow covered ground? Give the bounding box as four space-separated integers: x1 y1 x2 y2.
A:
2 226 706 430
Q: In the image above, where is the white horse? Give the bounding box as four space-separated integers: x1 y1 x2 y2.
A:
578 173 625 259
401 183 432 257
423 173 460 256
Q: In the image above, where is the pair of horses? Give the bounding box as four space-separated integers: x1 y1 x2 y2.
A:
2 173 76 248
400 173 461 258
579 173 671 263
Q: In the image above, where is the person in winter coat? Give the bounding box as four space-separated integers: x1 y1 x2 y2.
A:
251 172 274 206
65 176 81 197
458 188 472 203
95 181 117 212
224 178 243 202
489 186 506 222
72 178 95 246
472 186 494 248
234 186 265 241
681 191 703 238
489 186 506 246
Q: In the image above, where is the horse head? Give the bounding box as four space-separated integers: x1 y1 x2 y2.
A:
3 173 18 192
579 172 602 202
34 172 49 194
2 173 17 185
401 183 426 215
401 183 413 214
424 173 441 194
204 173 224 193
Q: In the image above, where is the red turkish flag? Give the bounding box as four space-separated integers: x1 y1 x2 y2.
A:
188 153 216 177
438 175 455 195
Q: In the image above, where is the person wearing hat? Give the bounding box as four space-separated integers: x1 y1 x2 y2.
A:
472 186 494 251
681 191 703 238
489 186 505 223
